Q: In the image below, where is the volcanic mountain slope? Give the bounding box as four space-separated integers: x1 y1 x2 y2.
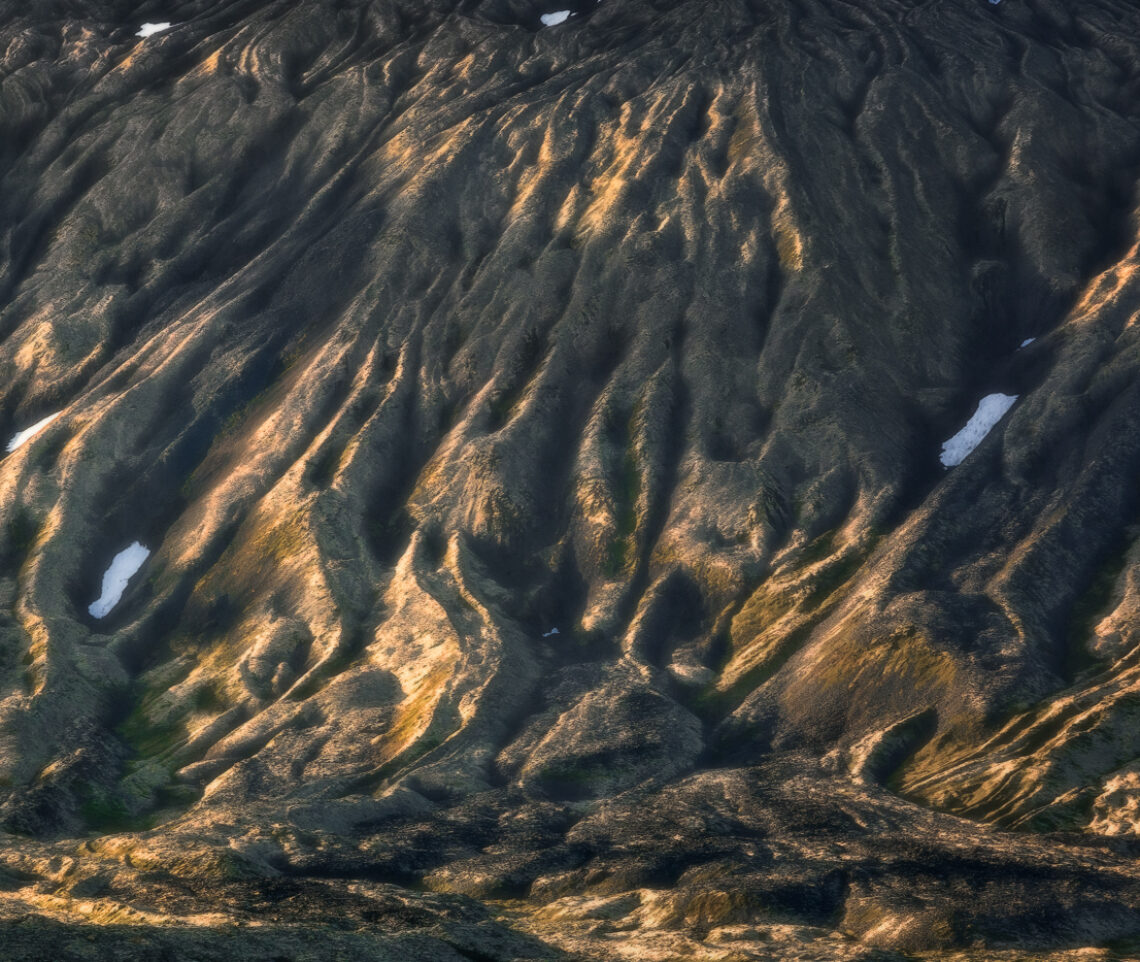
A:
1 0 1140 957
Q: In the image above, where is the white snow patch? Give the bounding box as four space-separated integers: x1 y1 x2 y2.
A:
939 393 1018 467
1019 337 1036 348
543 627 560 637
88 542 150 619
6 412 61 453
540 10 572 26
136 22 173 38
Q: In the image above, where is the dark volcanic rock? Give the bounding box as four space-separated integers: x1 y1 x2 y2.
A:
1 0 1140 957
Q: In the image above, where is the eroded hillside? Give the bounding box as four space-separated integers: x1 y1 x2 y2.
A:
1 0 1140 958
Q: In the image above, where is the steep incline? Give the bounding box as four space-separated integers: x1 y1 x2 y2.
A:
2 0 1140 957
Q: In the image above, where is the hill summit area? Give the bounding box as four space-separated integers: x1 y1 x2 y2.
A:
2 0 1140 958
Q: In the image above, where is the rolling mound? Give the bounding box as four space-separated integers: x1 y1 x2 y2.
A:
2 0 1140 957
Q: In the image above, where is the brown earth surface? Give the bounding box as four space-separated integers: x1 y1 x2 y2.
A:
2 0 1140 958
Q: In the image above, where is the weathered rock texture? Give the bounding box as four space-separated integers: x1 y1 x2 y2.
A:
2 0 1140 957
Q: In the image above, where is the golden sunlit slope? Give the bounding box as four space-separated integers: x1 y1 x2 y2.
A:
1 0 1140 958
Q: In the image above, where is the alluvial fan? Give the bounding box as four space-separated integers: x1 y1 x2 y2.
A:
1 0 1140 958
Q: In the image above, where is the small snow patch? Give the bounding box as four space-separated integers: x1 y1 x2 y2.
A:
6 412 61 453
1019 337 1036 348
89 542 150 619
136 22 173 38
542 627 560 637
940 393 1018 467
540 10 572 26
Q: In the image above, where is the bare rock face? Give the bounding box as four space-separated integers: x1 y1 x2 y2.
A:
2 0 1140 957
